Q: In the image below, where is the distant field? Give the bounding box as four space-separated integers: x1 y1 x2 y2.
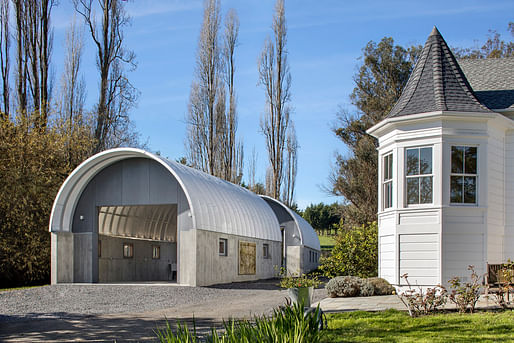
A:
318 235 336 251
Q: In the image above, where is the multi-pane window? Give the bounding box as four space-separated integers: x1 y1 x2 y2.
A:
152 246 160 259
406 147 433 205
383 153 393 209
219 238 227 256
263 243 270 259
123 243 134 258
450 146 477 204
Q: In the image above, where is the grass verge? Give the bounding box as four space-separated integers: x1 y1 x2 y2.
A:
0 284 47 292
322 309 514 342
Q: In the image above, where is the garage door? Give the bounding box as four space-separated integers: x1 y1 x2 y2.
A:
399 234 439 285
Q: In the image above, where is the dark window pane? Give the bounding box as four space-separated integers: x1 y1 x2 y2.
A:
406 149 419 176
388 154 393 179
451 146 464 174
450 176 463 203
464 147 477 174
407 178 419 204
464 176 476 203
420 176 433 204
383 155 389 180
387 182 393 207
420 148 432 174
384 182 392 208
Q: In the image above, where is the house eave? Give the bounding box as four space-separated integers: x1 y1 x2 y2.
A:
367 111 504 138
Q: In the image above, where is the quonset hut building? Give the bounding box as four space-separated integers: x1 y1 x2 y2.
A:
49 148 320 286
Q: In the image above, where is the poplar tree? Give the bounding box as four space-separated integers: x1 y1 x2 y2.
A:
258 0 293 200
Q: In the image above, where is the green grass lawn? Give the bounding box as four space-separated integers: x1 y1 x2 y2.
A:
322 309 514 342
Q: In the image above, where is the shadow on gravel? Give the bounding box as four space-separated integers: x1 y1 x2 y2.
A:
0 313 223 342
208 278 282 290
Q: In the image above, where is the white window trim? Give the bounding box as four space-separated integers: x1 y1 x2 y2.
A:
382 152 393 210
450 145 478 206
405 146 434 206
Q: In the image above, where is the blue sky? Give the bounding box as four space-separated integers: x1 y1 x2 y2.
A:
51 0 514 210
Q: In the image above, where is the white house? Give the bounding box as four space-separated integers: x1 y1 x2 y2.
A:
49 148 320 286
367 27 514 287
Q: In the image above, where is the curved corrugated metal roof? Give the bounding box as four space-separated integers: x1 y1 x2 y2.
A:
260 196 320 251
50 148 281 242
291 211 321 251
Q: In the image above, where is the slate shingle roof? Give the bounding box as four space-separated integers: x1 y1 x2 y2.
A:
459 58 514 110
388 27 492 118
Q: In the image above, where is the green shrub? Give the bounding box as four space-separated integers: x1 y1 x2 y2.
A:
326 276 362 297
367 277 395 295
319 222 378 278
359 280 375 296
326 276 395 298
155 301 324 343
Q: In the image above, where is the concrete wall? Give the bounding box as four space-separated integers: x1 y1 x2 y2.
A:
51 232 74 283
98 235 176 282
302 246 320 273
194 229 281 286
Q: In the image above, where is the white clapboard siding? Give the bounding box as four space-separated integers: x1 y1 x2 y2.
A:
443 233 484 282
399 233 439 285
379 234 395 283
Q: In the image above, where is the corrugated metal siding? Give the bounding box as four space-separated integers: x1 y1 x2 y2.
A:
260 196 320 251
164 159 281 242
50 148 281 242
291 212 321 251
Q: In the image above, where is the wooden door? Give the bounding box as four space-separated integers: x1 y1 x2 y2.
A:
239 241 256 275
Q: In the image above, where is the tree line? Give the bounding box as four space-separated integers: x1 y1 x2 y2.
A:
0 0 140 287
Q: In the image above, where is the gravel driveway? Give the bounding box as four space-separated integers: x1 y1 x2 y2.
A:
0 280 327 342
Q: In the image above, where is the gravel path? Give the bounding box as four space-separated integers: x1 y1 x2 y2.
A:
0 284 238 320
0 280 328 342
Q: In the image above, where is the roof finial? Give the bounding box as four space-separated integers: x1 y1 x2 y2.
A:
430 26 440 36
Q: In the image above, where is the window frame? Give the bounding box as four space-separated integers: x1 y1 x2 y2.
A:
152 245 161 259
382 152 393 210
123 243 134 258
219 238 228 256
263 243 270 259
450 145 478 205
405 146 434 206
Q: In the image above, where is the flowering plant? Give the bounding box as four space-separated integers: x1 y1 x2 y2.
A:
277 267 322 289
